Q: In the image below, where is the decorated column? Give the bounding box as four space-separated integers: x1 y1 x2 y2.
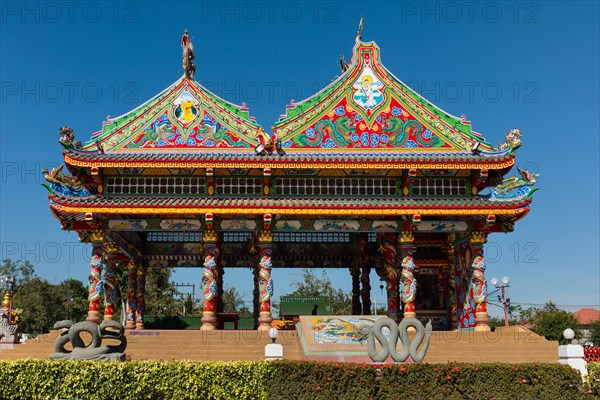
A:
87 230 105 324
470 231 489 331
350 265 361 315
375 233 399 320
103 241 119 321
358 234 371 315
447 240 459 330
216 261 225 313
201 213 219 331
136 265 146 330
250 237 260 329
125 260 138 330
399 231 417 320
257 214 273 331
252 265 260 329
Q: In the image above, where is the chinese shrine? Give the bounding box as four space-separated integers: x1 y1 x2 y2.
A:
43 26 538 333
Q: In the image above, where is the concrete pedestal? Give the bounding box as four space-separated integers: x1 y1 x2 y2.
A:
558 344 588 377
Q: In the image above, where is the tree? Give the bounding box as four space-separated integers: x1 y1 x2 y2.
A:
13 278 58 335
12 277 89 336
54 278 88 322
525 301 582 344
590 319 600 346
221 286 245 313
144 267 179 317
0 259 35 289
284 269 352 315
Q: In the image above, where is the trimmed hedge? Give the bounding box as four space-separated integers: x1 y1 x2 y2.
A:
377 363 586 400
0 360 592 400
269 360 377 399
0 360 273 400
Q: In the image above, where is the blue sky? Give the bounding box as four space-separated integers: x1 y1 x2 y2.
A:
1 1 598 317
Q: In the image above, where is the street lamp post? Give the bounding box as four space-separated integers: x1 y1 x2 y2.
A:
490 276 510 327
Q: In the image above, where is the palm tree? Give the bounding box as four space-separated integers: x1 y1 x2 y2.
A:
221 287 245 313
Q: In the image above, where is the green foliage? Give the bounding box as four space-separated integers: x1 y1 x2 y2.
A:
55 278 89 322
269 361 377 399
587 362 600 396
285 269 352 315
221 286 245 313
1 260 88 336
0 259 35 289
525 302 582 344
590 320 600 346
12 277 87 335
174 293 201 316
0 360 590 400
377 363 587 400
144 267 179 317
0 360 273 400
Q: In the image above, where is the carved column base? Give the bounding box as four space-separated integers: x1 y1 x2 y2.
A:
201 312 217 331
257 312 272 331
86 311 101 324
474 312 490 331
403 311 417 331
103 306 114 321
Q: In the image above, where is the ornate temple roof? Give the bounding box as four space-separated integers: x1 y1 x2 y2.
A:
61 35 519 170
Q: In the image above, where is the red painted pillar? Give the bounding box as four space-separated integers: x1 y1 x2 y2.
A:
447 240 459 330
201 229 219 331
399 231 417 320
257 234 273 331
136 265 146 330
126 260 137 330
375 233 399 321
86 230 105 324
103 241 119 321
470 231 489 331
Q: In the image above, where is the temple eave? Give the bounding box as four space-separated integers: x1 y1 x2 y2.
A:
63 154 515 170
50 204 529 217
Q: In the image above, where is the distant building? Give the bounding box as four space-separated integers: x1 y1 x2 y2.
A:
573 308 600 344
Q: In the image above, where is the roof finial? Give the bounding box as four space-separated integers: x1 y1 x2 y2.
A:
181 29 196 80
355 16 364 43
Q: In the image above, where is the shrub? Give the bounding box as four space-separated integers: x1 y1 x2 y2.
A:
268 361 377 399
0 360 273 400
588 362 600 396
377 362 586 400
0 360 592 400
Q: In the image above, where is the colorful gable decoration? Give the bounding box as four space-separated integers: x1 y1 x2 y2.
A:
274 42 492 153
84 80 262 152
